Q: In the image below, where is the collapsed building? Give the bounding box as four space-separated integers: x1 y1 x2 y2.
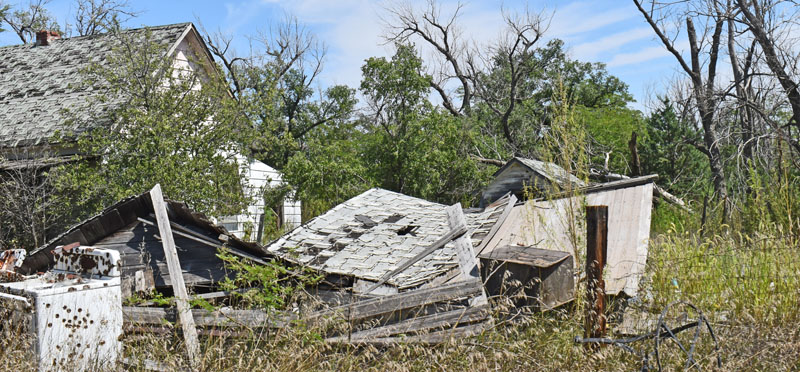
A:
0 155 657 367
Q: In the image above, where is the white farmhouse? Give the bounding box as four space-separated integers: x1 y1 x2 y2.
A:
0 23 300 240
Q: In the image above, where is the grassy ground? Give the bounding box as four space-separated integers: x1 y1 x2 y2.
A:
3 210 800 371
117 224 800 372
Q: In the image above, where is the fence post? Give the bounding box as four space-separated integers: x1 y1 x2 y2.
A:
584 205 608 349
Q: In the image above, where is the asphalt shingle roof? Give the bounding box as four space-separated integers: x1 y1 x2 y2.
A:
0 23 191 149
265 188 510 289
511 157 586 188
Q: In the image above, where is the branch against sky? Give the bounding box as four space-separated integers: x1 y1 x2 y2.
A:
0 0 59 43
72 0 140 36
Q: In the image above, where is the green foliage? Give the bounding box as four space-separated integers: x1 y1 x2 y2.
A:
217 248 320 310
472 39 634 157
51 30 253 221
576 105 646 173
283 117 373 219
359 43 489 204
640 98 710 198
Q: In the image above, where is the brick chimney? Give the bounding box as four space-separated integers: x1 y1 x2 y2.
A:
35 30 60 46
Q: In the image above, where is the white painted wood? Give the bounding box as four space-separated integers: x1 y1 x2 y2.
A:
149 184 200 368
480 182 654 296
446 204 488 306
217 156 302 240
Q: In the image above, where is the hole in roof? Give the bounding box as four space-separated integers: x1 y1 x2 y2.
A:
383 214 404 223
396 225 418 236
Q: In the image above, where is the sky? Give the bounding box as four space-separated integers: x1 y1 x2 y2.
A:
0 0 687 111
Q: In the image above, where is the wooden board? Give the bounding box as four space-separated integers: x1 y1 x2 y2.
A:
150 184 200 367
480 182 654 296
309 278 483 322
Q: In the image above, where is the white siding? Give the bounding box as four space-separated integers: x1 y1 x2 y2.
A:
218 156 302 241
481 182 653 296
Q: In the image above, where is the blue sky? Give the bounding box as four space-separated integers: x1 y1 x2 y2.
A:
0 0 684 111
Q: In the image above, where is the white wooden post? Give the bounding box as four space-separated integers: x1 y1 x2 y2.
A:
445 203 488 306
150 184 200 368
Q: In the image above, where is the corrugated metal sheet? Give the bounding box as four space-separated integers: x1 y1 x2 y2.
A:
481 179 653 296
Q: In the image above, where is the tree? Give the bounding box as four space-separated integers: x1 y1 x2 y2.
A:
0 154 63 250
53 29 253 221
734 0 800 155
0 0 59 43
360 43 488 203
634 0 730 215
73 0 139 36
202 16 357 170
640 98 710 198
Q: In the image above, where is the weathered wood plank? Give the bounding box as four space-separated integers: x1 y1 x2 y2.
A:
310 278 483 322
475 194 517 256
342 321 491 346
328 304 490 342
446 204 489 307
150 184 200 367
138 217 270 266
122 306 292 329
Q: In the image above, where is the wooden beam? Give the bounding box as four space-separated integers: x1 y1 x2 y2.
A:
123 306 292 329
149 184 200 367
327 303 490 342
446 204 488 306
309 278 483 322
342 321 491 346
138 217 271 266
475 194 517 256
584 205 608 350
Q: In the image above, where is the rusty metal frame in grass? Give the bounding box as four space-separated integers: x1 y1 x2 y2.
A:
574 301 722 371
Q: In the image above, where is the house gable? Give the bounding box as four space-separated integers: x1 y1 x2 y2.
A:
0 22 215 155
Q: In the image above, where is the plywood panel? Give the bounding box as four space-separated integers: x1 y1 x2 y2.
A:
484 183 653 296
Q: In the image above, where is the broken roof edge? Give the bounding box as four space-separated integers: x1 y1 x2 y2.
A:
19 189 269 275
530 174 659 203
264 188 402 252
491 157 587 188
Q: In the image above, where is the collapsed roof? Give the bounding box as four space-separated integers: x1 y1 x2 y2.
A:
265 188 511 290
17 191 267 290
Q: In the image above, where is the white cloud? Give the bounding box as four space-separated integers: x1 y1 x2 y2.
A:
571 27 652 61
607 45 670 67
224 0 271 34
548 2 638 40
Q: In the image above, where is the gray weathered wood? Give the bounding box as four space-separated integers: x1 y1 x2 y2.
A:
310 278 483 322
362 213 468 294
475 194 517 256
149 184 200 367
138 217 270 266
447 204 489 306
340 321 491 346
123 306 292 329
328 303 490 342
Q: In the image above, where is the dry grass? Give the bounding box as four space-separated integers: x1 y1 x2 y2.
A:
3 226 800 371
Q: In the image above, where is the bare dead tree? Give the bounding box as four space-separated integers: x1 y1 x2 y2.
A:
468 9 547 150
383 0 474 116
0 0 58 43
634 0 730 214
735 0 800 155
0 153 66 251
72 0 139 36
202 14 324 103
383 0 548 153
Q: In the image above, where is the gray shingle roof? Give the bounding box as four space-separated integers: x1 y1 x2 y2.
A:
0 23 191 149
265 188 510 289
510 157 586 188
